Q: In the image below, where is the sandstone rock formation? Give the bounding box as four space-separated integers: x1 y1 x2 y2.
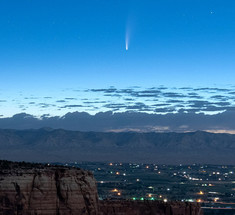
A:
99 200 203 215
0 161 99 215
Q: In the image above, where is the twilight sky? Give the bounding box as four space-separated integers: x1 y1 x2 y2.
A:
1 0 235 124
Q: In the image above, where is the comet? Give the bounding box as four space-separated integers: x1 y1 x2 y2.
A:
125 27 129 51
126 42 128 51
125 16 133 51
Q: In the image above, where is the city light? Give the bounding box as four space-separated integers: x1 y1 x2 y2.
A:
77 162 235 205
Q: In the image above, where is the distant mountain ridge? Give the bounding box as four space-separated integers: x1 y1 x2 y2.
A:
0 128 235 164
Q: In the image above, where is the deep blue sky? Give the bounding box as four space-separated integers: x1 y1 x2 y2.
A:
1 0 235 117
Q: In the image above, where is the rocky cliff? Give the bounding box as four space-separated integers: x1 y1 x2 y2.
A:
0 160 203 215
99 200 203 215
0 160 99 215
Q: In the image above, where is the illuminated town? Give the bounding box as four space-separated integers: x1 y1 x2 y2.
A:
60 162 235 214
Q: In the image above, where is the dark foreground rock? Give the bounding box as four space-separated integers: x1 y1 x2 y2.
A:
0 161 99 215
0 160 203 215
99 200 203 215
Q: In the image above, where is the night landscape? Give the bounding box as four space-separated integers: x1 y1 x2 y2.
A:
0 1 235 214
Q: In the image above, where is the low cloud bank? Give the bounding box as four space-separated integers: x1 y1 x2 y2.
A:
0 110 235 133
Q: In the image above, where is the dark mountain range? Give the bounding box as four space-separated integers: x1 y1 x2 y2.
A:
0 128 235 164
